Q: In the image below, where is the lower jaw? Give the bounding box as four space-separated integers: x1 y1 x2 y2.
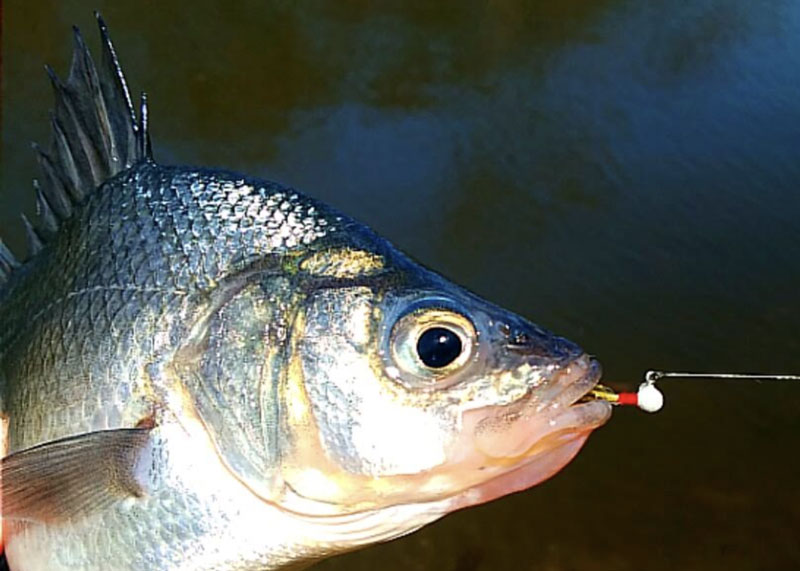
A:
445 387 613 511
448 431 591 511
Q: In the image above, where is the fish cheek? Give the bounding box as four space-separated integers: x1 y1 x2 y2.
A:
177 282 290 502
278 287 458 507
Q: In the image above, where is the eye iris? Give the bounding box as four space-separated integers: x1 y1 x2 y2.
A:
417 327 462 368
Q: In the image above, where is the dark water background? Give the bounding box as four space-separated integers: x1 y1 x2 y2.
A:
2 1 799 569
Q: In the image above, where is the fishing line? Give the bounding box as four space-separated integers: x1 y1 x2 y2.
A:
644 371 800 383
588 370 800 413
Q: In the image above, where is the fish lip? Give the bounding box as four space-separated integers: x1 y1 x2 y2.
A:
527 353 609 432
560 355 603 407
523 353 604 412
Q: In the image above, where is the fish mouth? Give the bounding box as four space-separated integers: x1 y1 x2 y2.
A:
450 355 611 509
271 355 608 520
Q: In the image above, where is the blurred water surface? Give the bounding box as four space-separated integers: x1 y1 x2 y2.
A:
2 1 799 569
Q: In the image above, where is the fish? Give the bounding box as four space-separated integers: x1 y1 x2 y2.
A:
0 14 612 571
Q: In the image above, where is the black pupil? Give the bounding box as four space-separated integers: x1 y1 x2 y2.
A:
417 327 462 368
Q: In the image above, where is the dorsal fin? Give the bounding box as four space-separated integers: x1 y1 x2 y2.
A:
1 13 151 287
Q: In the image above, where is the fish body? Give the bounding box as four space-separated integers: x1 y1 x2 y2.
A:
0 17 611 571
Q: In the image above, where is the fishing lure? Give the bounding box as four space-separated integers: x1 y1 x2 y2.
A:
588 371 800 413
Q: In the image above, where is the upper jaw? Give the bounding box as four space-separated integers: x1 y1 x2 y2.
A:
469 354 609 460
544 354 604 408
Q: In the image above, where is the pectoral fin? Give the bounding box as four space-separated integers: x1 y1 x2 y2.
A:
1 427 151 524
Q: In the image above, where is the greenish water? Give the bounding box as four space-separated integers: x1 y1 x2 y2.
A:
2 1 799 569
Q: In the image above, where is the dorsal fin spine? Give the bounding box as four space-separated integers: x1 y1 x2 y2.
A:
33 144 74 220
34 180 60 234
0 241 21 286
50 112 84 201
96 12 141 166
20 215 45 257
139 92 152 160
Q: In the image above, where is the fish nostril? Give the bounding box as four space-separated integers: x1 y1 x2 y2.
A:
504 327 584 363
512 331 530 346
499 322 538 346
499 322 536 350
505 329 547 356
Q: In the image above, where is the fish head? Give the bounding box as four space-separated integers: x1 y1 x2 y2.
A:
179 232 611 550
270 241 612 529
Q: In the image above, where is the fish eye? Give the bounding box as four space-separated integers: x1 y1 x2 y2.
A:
417 327 462 368
389 307 477 383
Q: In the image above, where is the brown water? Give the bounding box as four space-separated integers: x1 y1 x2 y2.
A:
2 1 800 569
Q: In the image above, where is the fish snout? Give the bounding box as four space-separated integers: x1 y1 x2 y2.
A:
500 318 583 367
